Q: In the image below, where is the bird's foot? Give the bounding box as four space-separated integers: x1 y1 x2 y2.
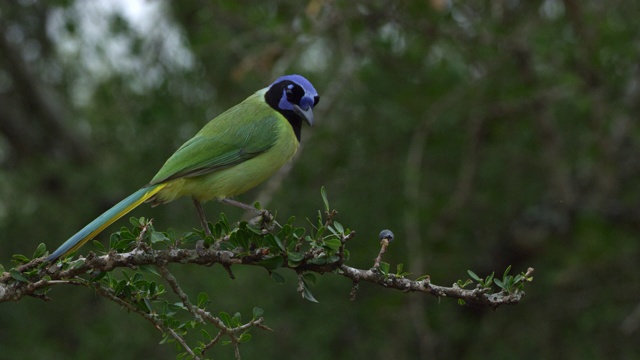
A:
248 209 275 231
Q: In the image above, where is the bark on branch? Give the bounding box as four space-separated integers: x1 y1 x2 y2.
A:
0 246 531 309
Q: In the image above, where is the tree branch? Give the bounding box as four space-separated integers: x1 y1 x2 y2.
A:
0 245 531 308
0 208 533 359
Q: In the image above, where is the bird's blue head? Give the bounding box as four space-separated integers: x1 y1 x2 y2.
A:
265 74 319 140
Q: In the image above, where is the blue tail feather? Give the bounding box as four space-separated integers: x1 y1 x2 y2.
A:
47 185 164 261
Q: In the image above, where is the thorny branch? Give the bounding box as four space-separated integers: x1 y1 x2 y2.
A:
0 224 532 360
0 245 531 309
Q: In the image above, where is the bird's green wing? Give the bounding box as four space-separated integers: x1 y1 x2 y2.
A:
150 102 279 185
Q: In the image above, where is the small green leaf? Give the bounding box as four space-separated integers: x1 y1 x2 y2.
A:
201 329 212 341
197 292 209 308
485 272 495 287
238 332 252 343
219 213 230 232
333 221 344 234
503 265 512 279
257 255 284 271
302 282 319 303
252 307 264 319
219 311 232 327
150 231 168 244
380 262 390 275
303 273 317 285
458 299 466 305
232 312 242 327
10 269 29 283
287 252 304 262
467 270 481 282
263 234 285 252
494 278 504 290
138 265 160 277
307 256 327 265
274 235 285 252
457 279 472 288
130 217 141 227
11 254 30 264
292 227 305 239
92 240 106 252
321 186 329 211
180 232 199 245
323 238 342 250
246 223 263 235
159 333 171 345
33 243 47 258
230 227 250 250
112 238 135 251
69 258 85 270
287 251 304 267
89 270 107 282
169 302 187 311
148 281 157 297
143 298 153 312
396 263 404 275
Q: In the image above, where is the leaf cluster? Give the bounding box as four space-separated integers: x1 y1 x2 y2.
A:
456 266 534 305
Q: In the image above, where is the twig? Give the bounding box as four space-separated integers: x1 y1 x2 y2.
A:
373 230 394 268
92 284 199 359
156 262 203 323
373 239 389 268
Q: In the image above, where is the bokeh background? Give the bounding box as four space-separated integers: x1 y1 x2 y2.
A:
1 0 640 359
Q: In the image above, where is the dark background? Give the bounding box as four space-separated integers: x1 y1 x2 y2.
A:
1 0 639 359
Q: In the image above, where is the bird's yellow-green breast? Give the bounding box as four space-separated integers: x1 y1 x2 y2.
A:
149 89 299 204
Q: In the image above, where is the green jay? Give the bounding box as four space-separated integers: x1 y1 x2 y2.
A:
47 74 319 261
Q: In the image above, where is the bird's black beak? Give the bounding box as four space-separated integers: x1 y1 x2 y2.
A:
293 104 314 126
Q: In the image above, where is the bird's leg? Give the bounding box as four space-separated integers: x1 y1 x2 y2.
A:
219 198 274 230
192 198 212 236
219 198 261 213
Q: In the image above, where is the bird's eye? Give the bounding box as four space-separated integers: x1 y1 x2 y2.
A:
285 84 296 100
313 95 320 106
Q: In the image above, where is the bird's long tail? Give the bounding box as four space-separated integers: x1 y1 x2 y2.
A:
47 183 167 261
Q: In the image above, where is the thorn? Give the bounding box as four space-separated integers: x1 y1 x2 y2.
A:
223 264 235 280
349 281 359 301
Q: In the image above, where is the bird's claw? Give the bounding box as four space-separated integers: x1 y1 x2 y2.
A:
248 209 274 231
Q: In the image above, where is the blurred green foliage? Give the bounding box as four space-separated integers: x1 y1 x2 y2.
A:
1 0 639 359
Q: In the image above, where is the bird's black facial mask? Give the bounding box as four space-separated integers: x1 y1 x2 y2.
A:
265 74 319 141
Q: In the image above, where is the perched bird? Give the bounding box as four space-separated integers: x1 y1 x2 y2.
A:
47 74 319 261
